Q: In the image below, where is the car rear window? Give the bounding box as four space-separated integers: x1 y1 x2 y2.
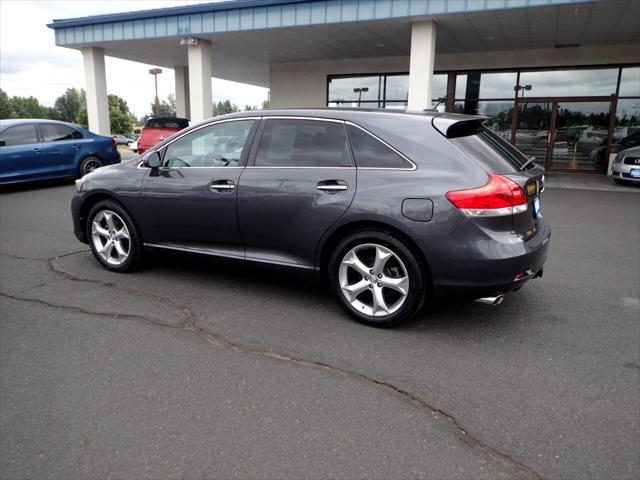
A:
145 118 189 129
451 127 530 173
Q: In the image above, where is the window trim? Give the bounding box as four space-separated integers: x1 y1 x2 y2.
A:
36 123 81 143
0 123 41 147
142 117 260 169
247 116 355 169
345 122 416 171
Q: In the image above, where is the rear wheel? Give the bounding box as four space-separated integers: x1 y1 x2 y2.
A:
79 156 103 176
328 230 426 327
87 200 143 272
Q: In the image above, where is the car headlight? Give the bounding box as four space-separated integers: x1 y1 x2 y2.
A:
75 177 85 191
615 153 625 164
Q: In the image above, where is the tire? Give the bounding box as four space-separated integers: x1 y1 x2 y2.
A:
86 200 143 273
328 229 426 327
79 156 104 176
614 178 629 185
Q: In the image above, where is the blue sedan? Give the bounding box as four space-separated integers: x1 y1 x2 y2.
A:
0 119 121 185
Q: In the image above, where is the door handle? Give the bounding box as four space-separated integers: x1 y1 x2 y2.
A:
33 148 40 154
210 179 235 192
317 180 348 192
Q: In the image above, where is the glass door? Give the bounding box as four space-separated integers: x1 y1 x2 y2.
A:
549 101 611 172
514 101 554 168
514 99 612 172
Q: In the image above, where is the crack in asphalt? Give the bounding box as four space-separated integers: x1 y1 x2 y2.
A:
0 250 542 480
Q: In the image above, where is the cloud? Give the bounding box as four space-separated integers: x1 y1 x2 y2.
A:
0 0 269 118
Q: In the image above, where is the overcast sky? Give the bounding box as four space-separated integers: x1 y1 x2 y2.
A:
0 0 270 118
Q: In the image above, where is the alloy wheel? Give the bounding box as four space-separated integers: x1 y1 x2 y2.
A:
82 158 102 174
338 243 409 317
91 210 130 266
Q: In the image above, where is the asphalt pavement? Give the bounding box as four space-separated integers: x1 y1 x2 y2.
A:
0 179 638 479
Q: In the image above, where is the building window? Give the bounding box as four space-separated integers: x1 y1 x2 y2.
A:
328 73 447 109
619 67 640 97
518 67 619 97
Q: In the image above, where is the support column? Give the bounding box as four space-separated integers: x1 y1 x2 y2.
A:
407 21 437 112
81 47 110 134
187 40 213 122
174 66 190 119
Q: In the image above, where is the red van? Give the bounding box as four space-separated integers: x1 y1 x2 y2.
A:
137 117 189 154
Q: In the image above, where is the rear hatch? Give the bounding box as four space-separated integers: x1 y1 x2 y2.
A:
434 115 545 241
139 117 189 151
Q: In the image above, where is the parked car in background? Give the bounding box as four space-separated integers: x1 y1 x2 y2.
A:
611 146 640 185
112 134 133 146
590 131 640 165
137 117 189 154
71 109 550 327
0 119 120 185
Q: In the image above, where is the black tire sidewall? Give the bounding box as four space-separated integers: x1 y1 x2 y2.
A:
328 230 426 327
86 200 143 273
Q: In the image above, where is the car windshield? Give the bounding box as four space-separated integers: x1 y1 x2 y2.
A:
145 118 189 129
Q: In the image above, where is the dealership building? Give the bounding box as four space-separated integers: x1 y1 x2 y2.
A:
48 0 639 173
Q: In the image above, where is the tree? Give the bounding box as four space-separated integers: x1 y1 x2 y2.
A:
151 94 176 117
108 94 135 135
10 96 49 119
0 89 13 119
213 99 239 116
53 88 85 123
244 104 257 111
261 99 270 110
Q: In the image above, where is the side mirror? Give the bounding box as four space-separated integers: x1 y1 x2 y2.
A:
144 151 161 169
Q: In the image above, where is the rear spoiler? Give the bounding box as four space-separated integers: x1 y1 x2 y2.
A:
432 114 488 138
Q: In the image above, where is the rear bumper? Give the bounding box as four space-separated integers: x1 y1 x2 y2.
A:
419 218 551 300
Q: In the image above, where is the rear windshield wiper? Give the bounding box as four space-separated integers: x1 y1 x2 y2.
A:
519 156 536 171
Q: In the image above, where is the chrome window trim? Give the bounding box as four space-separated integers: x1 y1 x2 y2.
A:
253 116 354 168
152 117 261 169
345 121 417 171
245 166 356 170
136 115 416 171
260 115 345 124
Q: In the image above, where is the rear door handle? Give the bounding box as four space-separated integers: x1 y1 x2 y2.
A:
210 179 236 192
317 180 348 192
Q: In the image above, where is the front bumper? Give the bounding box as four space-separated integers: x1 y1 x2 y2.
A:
71 193 88 244
611 164 640 183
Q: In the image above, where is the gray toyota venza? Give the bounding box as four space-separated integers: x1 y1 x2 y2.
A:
72 109 550 327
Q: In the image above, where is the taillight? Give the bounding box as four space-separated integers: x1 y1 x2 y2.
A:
111 138 117 149
446 173 528 217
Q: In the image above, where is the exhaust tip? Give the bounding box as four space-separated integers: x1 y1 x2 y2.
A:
475 295 504 306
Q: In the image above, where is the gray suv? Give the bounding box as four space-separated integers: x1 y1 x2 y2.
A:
71 109 550 327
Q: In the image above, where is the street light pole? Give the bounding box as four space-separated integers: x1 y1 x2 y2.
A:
353 87 369 107
148 68 163 114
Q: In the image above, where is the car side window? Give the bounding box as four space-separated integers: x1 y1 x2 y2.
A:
0 124 39 147
40 124 80 142
254 119 352 167
163 120 255 168
347 124 412 169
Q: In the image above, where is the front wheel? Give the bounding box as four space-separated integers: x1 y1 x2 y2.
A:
87 200 143 272
328 230 426 327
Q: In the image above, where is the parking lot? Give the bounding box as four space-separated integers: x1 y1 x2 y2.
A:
0 180 638 479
